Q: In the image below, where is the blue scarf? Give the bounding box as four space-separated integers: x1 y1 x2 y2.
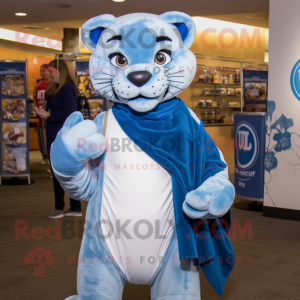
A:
112 98 234 296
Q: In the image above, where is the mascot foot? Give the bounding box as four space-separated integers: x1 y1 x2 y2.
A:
65 296 78 300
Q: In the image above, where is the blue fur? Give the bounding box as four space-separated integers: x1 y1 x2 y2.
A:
81 12 197 112
158 12 196 48
173 23 188 41
89 27 106 46
51 108 234 299
81 14 115 51
50 11 235 300
183 172 235 219
53 113 202 299
64 228 200 300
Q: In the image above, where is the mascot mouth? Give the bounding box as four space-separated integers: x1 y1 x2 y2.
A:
129 94 158 101
114 87 169 102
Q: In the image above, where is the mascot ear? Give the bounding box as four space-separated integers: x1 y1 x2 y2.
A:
81 14 116 51
158 11 196 49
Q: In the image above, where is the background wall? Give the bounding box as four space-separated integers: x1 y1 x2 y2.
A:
0 39 60 98
191 17 266 61
265 0 300 211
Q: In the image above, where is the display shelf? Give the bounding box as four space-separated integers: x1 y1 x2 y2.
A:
191 63 243 126
199 94 241 97
194 82 241 86
194 106 241 109
195 106 222 108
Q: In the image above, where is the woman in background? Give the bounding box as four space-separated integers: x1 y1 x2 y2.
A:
36 59 82 219
33 64 51 165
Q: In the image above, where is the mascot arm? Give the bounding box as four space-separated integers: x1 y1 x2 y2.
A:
183 110 235 219
50 112 106 201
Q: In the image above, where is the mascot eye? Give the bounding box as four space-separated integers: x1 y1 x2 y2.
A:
110 54 128 68
154 51 171 66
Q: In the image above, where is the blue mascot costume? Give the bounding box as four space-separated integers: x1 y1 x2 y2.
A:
51 11 235 300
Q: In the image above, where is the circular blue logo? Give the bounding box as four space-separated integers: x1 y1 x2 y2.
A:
235 122 259 170
290 59 300 101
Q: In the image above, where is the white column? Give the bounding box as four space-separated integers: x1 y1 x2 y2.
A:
265 0 300 212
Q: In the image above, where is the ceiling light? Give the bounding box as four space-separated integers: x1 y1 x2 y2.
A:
113 0 125 2
22 26 50 30
15 12 27 16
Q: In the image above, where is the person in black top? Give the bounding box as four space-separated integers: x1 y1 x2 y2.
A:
36 59 82 219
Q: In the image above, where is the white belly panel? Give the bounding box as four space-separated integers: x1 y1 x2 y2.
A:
100 109 175 284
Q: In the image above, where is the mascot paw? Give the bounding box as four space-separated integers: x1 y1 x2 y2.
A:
183 179 235 219
60 112 106 162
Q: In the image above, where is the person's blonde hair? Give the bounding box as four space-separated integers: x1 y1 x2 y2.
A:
46 59 79 96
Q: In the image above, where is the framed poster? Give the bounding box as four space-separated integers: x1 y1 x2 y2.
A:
243 69 268 113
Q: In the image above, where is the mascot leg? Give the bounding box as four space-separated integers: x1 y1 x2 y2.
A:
65 239 126 300
150 237 201 300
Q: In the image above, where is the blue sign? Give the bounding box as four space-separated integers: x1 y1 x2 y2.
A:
234 113 266 201
0 62 26 75
290 59 300 101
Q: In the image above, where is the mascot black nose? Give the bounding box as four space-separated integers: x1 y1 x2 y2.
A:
127 71 152 87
